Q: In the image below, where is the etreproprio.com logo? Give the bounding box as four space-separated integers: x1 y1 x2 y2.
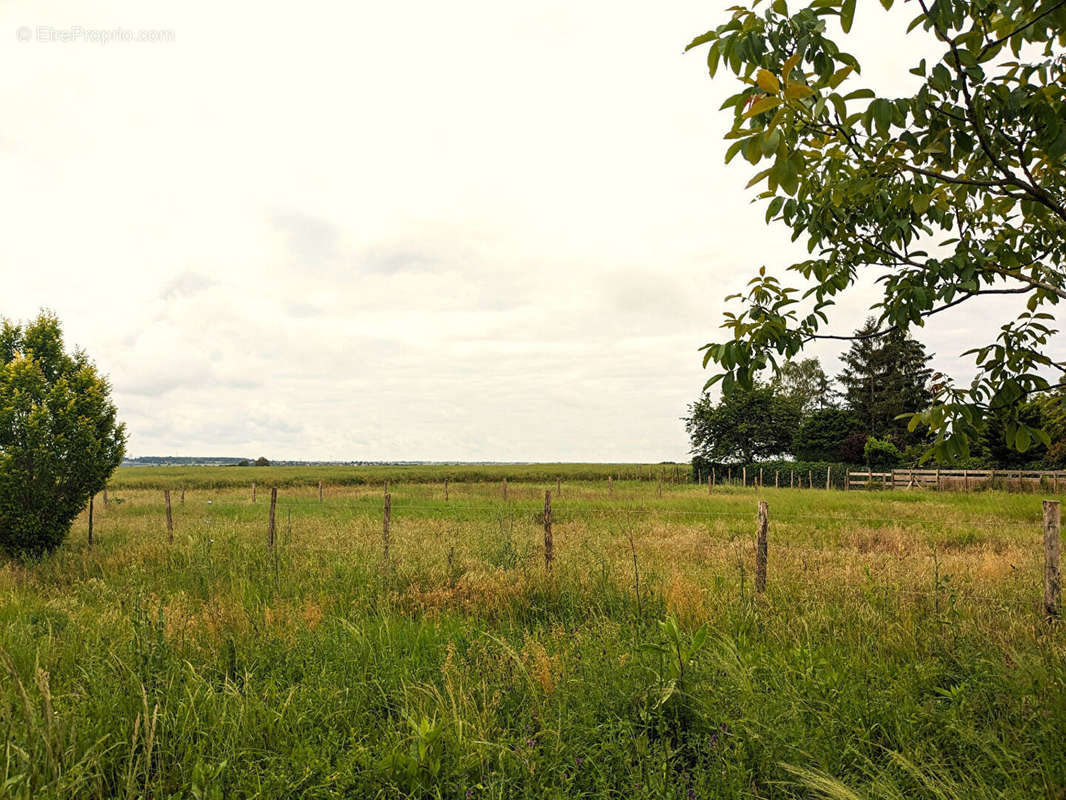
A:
17 26 176 44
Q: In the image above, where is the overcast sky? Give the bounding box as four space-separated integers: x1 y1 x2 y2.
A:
3 2 1060 462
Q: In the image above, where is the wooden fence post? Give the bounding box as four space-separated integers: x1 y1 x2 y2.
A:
755 501 769 594
382 492 391 560
775 470 780 488
845 470 850 491
252 482 256 503
708 474 712 495
728 467 732 485
318 480 323 502
808 469 813 489
790 469 795 488
544 490 554 571
990 468 996 490
963 469 969 492
711 467 716 487
742 466 747 487
1055 472 1060 494
557 477 561 497
826 467 831 490
1018 470 1024 493
268 487 277 550
609 475 613 496
658 477 663 498
164 490 174 543
759 467 764 488
1044 500 1061 620
936 468 941 491
88 495 94 549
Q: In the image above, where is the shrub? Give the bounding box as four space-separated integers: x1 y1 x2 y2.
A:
792 408 862 461
864 437 903 469
691 457 852 488
839 433 867 464
0 312 126 556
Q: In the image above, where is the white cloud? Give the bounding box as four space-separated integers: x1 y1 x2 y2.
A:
1 1 1060 461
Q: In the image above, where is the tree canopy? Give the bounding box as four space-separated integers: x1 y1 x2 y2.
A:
0 312 126 556
685 384 801 463
792 406 862 461
769 356 833 414
837 317 933 442
687 0 1065 463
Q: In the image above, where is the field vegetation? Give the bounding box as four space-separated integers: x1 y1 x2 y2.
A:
108 464 679 491
1 470 1064 798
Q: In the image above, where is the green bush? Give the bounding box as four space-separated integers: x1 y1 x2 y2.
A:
691 457 852 488
864 436 903 469
0 312 126 556
792 408 862 461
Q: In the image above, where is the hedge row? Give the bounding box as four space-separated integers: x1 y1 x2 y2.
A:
691 457 856 489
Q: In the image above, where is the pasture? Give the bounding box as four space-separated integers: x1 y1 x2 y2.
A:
1 468 1064 799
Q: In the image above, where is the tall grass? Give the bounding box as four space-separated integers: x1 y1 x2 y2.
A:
0 478 1063 798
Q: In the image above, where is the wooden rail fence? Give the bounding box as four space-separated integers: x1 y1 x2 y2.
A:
847 468 1066 492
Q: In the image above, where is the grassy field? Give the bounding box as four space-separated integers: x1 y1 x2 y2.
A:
1 474 1064 799
107 463 683 490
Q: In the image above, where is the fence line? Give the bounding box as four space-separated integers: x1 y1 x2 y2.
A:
94 490 1060 619
106 470 1066 499
134 496 1054 526
848 468 1066 492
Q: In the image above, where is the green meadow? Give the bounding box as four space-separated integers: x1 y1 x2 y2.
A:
1 470 1064 799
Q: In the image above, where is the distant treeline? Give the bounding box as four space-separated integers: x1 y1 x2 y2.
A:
121 457 493 467
686 322 1066 471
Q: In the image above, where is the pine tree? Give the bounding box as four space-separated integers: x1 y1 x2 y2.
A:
837 318 933 443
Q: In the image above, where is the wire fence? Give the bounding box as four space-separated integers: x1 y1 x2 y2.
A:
87 484 1062 620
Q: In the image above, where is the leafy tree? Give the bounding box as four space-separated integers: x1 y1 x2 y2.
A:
980 398 1048 467
837 317 933 442
864 436 904 469
839 431 868 464
792 407 862 461
1035 391 1066 467
685 385 800 463
687 0 1066 463
769 357 834 415
0 312 126 556
254 456 271 467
